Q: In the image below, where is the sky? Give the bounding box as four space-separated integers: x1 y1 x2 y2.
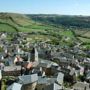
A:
0 0 90 15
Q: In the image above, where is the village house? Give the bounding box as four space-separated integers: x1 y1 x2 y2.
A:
36 72 64 90
17 74 38 90
3 65 22 76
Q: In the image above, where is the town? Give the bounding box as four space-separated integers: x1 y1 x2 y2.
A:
0 32 90 90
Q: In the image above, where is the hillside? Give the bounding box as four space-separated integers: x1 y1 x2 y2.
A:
1 13 90 32
27 14 90 28
0 13 90 48
0 13 60 32
27 14 90 48
0 13 37 32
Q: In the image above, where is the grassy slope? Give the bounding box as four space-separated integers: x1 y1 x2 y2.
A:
0 13 35 32
0 13 59 32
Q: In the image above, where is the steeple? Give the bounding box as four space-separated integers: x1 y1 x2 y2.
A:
30 47 38 62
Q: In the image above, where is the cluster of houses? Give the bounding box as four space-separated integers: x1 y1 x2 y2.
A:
0 32 90 90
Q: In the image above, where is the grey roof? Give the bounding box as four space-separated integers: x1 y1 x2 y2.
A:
18 74 38 85
53 83 62 90
38 76 56 84
38 59 58 68
86 71 90 79
56 72 64 84
4 66 21 72
38 77 48 84
7 83 22 90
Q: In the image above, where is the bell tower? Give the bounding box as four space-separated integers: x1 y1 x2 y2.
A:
30 47 38 62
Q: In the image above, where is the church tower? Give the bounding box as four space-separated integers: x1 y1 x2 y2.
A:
30 47 38 62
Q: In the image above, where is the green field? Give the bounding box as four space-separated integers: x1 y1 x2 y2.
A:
0 24 17 32
60 30 74 37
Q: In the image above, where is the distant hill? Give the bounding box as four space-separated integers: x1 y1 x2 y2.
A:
0 13 58 32
27 14 90 28
0 13 90 32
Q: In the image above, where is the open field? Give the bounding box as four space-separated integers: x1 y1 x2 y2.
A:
0 24 17 32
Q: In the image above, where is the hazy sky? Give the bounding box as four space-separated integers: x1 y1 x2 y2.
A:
0 0 90 15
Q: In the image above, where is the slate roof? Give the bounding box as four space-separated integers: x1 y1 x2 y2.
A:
38 76 56 85
7 83 22 90
4 66 21 72
86 71 90 79
38 59 58 68
56 72 64 84
18 74 38 85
